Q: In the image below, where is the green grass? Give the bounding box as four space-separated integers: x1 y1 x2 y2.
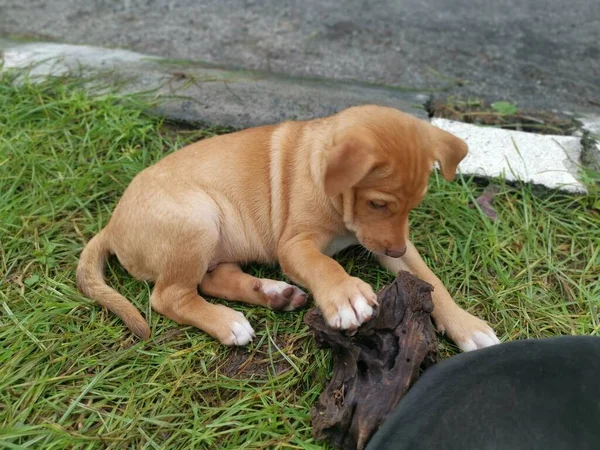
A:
1 72 599 449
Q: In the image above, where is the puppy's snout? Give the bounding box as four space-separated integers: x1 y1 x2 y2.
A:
385 246 407 258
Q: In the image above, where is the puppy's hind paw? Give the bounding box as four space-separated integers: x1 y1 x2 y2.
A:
254 279 309 311
221 312 255 346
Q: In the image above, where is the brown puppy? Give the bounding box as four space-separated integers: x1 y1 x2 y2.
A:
77 105 499 351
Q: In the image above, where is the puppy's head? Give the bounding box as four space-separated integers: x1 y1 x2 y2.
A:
323 106 467 257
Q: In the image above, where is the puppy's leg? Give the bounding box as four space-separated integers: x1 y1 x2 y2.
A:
142 195 254 346
377 240 500 352
279 235 377 330
200 263 308 311
151 278 255 346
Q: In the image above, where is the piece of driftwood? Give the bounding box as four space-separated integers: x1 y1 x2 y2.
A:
305 270 439 450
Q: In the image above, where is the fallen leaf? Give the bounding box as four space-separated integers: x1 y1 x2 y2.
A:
471 184 501 221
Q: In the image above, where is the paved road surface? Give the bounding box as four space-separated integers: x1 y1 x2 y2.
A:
1 0 598 114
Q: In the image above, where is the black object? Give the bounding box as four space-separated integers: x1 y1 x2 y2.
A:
367 335 600 450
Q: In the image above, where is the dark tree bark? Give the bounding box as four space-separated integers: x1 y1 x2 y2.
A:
305 271 439 450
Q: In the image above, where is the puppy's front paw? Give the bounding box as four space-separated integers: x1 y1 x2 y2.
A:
318 277 378 330
437 308 500 352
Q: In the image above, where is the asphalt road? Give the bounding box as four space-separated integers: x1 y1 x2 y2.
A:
1 0 599 114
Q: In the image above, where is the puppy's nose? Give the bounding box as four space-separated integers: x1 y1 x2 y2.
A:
385 246 407 258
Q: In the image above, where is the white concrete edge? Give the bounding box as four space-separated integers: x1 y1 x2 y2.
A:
1 42 155 74
431 118 587 193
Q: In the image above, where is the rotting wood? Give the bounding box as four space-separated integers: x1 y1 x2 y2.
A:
305 270 439 450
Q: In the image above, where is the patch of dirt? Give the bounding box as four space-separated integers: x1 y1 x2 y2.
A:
219 334 296 379
158 120 234 143
428 97 577 135
6 272 25 288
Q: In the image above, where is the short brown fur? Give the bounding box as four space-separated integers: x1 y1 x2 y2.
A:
77 105 498 350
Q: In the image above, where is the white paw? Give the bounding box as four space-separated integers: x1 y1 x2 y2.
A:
459 330 501 352
436 306 500 352
255 279 308 311
322 277 377 330
352 295 374 323
224 312 255 346
332 306 361 329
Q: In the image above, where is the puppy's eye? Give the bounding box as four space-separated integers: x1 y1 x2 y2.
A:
368 200 387 210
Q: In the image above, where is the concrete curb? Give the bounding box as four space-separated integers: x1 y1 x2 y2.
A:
1 40 594 193
432 119 586 193
0 40 429 127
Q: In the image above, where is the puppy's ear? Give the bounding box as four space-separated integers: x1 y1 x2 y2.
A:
430 126 468 181
323 130 378 197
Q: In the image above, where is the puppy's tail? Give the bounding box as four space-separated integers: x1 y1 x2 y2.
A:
76 229 151 339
